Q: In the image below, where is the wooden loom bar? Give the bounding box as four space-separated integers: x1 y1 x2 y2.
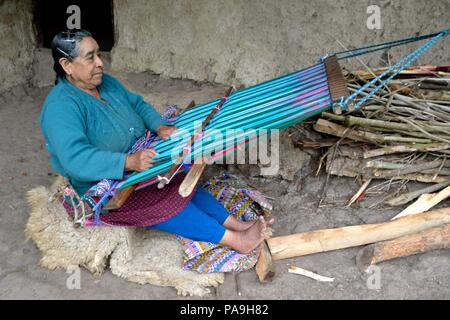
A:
157 86 234 189
323 55 350 114
103 185 135 210
178 157 209 198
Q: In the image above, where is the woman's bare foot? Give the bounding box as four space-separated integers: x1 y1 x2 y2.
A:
223 215 257 232
265 216 275 226
220 216 267 254
223 215 275 232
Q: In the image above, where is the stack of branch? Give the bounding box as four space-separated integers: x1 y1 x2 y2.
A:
309 69 450 206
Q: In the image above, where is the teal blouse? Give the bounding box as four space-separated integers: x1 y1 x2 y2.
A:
40 74 166 195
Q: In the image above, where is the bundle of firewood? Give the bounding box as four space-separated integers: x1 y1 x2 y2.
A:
302 66 450 207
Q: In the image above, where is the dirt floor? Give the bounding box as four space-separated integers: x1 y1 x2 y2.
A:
0 65 449 300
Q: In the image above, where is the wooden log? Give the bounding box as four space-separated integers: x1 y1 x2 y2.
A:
400 118 450 144
386 180 450 207
322 112 449 134
409 77 450 85
324 148 450 183
371 172 450 183
344 115 447 134
417 83 450 90
352 65 450 80
373 159 443 178
313 119 370 143
392 186 450 220
366 159 450 170
314 119 430 144
362 106 450 125
356 123 450 144
364 143 450 159
267 207 450 261
422 168 450 176
356 224 450 270
255 241 276 283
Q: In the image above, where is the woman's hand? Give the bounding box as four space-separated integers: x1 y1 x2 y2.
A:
125 148 158 172
157 125 178 140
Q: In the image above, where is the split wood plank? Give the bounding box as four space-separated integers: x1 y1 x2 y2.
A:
391 186 450 219
356 224 450 269
267 207 450 260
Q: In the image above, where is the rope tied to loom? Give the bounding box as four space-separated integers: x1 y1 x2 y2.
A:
333 29 449 111
334 29 449 60
52 180 93 227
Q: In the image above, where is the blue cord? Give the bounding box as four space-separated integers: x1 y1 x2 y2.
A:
337 31 447 111
334 29 449 60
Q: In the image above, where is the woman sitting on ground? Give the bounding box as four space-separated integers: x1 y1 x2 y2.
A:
40 29 273 254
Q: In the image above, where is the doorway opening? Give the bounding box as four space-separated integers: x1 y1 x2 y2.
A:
33 0 115 51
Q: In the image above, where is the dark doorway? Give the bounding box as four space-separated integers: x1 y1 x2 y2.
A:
33 0 114 51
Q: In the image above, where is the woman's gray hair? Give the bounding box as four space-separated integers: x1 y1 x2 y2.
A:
51 29 92 84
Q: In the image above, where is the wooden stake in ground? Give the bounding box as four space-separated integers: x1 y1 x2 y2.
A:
255 241 276 282
267 207 450 260
356 224 450 271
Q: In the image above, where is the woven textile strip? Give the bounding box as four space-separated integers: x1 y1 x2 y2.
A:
178 173 272 273
81 105 179 209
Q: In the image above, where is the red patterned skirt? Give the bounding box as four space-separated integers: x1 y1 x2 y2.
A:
63 173 195 227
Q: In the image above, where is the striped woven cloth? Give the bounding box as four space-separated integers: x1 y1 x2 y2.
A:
81 105 179 210
178 173 272 273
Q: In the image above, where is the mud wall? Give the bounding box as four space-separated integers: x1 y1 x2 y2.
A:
111 0 449 86
0 0 36 93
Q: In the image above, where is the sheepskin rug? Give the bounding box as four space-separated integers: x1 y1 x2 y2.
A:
25 177 224 297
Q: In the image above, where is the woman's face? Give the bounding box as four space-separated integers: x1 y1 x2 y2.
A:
61 37 104 90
